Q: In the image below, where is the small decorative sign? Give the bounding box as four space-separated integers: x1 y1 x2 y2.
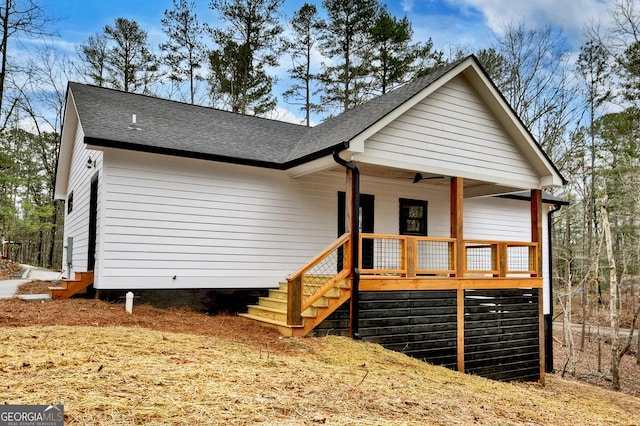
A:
0 405 64 426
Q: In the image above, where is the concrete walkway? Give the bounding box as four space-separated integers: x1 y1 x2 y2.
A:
553 321 639 347
0 264 61 300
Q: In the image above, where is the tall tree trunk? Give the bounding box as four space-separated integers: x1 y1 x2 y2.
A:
562 204 575 376
602 195 621 390
0 0 11 122
47 201 59 268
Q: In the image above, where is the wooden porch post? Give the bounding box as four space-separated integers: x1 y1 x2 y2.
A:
451 177 465 373
531 189 545 384
344 169 353 234
451 177 464 277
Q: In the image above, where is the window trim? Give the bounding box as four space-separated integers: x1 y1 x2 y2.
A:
67 191 74 215
399 198 428 236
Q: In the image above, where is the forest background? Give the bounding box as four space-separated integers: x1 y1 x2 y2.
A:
1 0 640 389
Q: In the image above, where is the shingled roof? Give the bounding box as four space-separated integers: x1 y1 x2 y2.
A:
68 82 310 167
67 58 467 169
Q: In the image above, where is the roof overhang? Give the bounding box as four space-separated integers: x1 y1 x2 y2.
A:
343 56 565 189
54 87 79 200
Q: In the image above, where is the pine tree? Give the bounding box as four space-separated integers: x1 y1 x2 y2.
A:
282 3 322 126
209 0 283 114
160 0 208 104
79 18 159 94
318 0 380 114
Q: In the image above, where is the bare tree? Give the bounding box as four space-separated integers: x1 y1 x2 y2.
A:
490 23 580 161
602 195 640 390
0 0 53 129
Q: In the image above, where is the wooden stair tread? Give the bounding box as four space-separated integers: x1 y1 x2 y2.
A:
238 313 303 328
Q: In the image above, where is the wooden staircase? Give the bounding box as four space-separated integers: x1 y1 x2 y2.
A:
48 271 94 300
239 278 351 337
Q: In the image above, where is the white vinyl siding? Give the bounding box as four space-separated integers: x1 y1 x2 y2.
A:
466 196 551 313
61 124 103 278
99 149 344 289
359 76 540 188
95 149 551 297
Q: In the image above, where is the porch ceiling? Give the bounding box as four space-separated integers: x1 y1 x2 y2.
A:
350 163 522 197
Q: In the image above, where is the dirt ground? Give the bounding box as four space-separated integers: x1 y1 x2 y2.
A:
0 298 294 353
0 294 638 400
0 258 22 279
3 258 640 401
2 298 640 425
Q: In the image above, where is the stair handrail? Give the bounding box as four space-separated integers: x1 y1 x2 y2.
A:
286 233 351 326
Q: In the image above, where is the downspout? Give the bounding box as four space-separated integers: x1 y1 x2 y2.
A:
333 148 362 340
546 203 562 373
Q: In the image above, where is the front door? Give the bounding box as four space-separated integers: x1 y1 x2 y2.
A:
338 192 375 269
87 173 98 271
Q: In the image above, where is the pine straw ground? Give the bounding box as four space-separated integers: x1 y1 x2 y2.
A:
0 299 639 425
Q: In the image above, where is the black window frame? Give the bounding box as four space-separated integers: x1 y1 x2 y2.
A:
67 191 74 215
399 198 428 236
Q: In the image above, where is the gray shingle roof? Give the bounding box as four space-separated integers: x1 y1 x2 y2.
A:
67 57 467 168
69 82 310 166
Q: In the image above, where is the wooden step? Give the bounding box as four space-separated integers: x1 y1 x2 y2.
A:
49 272 94 300
247 305 287 323
238 313 306 337
244 276 352 337
257 297 320 316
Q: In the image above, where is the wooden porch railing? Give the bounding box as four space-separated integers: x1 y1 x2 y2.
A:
360 233 538 278
284 233 538 326
285 233 351 326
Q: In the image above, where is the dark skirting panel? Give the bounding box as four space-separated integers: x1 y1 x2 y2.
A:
313 290 459 370
464 288 540 382
313 288 540 381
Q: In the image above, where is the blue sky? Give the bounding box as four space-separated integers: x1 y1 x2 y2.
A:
31 0 614 124
40 0 611 50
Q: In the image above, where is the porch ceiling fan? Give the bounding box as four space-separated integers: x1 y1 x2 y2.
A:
412 173 445 184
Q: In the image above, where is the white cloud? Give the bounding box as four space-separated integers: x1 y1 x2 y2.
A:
445 0 612 45
260 106 310 126
402 0 415 13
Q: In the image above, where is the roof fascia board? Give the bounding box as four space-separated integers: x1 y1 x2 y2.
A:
85 138 349 172
85 136 287 169
498 192 570 206
54 87 79 200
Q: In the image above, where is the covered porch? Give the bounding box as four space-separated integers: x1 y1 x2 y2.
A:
242 172 546 382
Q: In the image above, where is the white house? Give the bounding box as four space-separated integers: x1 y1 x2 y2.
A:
54 56 565 381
